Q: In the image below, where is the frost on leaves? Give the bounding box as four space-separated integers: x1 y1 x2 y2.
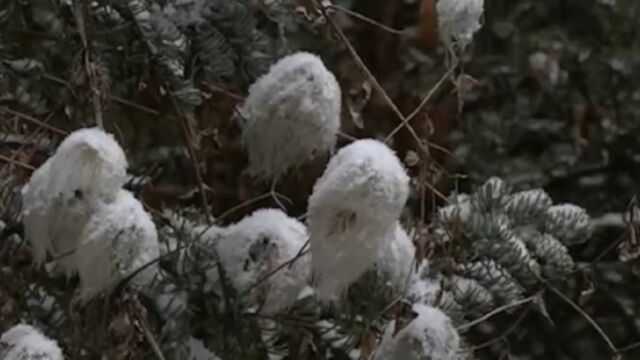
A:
308 139 409 300
240 52 342 179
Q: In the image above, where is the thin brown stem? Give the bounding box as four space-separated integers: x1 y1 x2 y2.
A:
327 4 406 34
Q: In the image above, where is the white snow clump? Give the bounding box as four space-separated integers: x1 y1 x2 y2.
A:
215 208 310 314
437 0 484 51
375 223 416 290
74 189 160 301
0 324 63 360
240 52 342 179
21 127 128 270
308 139 410 300
373 304 460 360
21 127 160 301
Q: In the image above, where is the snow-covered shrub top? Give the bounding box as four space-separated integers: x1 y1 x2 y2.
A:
373 304 460 360
240 51 342 179
308 139 410 300
437 0 484 51
0 324 63 360
74 189 160 302
215 208 310 314
20 128 159 301
21 127 128 268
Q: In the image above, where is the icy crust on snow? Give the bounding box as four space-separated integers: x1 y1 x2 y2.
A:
21 128 128 268
0 324 63 360
308 139 410 300
437 0 484 50
75 189 160 301
240 51 342 179
373 304 460 360
215 208 310 314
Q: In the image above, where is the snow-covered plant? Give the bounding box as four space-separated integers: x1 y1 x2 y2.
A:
373 304 460 360
436 0 484 52
542 204 592 246
21 128 128 270
240 51 342 179
0 324 63 360
215 208 310 314
307 139 410 300
74 189 160 302
413 177 591 320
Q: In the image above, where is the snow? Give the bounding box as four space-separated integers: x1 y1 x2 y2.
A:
186 337 220 360
74 189 160 301
373 304 460 360
240 52 342 179
407 262 443 304
375 223 416 290
0 324 63 360
215 208 310 314
21 128 127 270
436 0 484 51
308 139 410 300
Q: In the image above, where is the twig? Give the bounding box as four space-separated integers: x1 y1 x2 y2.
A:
326 4 406 34
132 301 167 360
213 192 284 225
384 67 455 143
618 340 640 354
540 276 619 355
111 95 160 115
465 305 533 352
202 82 245 102
167 93 212 222
0 107 68 135
270 177 294 211
72 0 105 129
287 239 309 269
457 296 536 331
241 248 310 297
316 2 425 153
0 154 36 171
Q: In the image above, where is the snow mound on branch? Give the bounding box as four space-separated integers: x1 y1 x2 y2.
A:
0 324 63 360
216 208 310 314
240 51 342 179
21 127 128 270
75 189 159 301
375 223 415 290
437 0 484 51
373 304 460 360
308 139 409 300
